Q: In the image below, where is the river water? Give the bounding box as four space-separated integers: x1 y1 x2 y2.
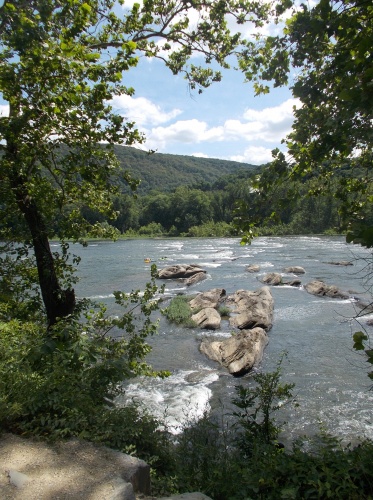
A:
61 236 373 442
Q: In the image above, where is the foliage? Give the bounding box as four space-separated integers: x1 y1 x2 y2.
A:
172 410 237 500
352 330 373 386
217 305 231 317
0 0 288 325
160 363 373 500
232 355 296 447
162 296 197 328
113 146 259 195
237 0 373 245
138 222 166 237
0 268 168 439
186 221 237 238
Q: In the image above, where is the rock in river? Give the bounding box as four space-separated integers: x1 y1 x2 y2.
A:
246 264 260 273
184 272 207 287
200 327 269 376
227 286 274 331
260 272 283 286
283 266 306 274
189 288 226 310
157 264 206 280
191 307 221 330
304 280 348 299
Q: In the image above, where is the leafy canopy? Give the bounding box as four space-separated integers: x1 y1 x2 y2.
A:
0 0 289 325
237 0 373 245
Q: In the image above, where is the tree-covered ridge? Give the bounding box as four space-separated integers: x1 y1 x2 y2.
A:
113 145 260 194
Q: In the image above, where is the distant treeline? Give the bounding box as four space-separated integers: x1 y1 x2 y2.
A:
3 145 369 239
81 169 351 238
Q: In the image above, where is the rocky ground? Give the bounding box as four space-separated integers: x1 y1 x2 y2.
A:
0 433 211 500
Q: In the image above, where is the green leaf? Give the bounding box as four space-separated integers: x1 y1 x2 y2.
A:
81 3 92 13
352 331 368 350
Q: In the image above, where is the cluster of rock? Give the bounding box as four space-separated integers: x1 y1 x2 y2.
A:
199 287 274 376
158 262 352 377
158 265 274 377
256 266 305 288
246 264 349 299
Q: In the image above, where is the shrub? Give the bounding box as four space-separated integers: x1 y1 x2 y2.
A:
218 305 230 317
0 268 169 443
232 355 296 448
164 357 373 500
163 296 197 327
138 222 165 236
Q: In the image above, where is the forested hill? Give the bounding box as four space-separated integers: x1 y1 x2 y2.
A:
114 145 261 193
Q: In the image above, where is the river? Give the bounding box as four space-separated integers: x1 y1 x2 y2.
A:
58 235 373 443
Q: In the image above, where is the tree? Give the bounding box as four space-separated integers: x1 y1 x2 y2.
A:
0 0 287 327
235 0 373 380
237 0 373 244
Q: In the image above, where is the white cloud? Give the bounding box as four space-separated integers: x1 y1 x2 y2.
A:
147 119 224 148
191 152 209 158
143 98 300 151
243 98 299 122
230 146 274 165
110 94 182 127
0 104 9 117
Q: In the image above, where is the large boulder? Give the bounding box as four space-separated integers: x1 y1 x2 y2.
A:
200 327 269 376
227 287 274 331
260 272 283 286
157 264 206 280
0 433 150 500
184 271 208 287
191 307 221 330
189 288 226 310
283 266 306 274
304 280 349 299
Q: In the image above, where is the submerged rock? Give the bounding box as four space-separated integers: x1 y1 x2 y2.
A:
227 286 274 331
283 266 306 274
184 271 207 286
283 279 302 287
246 264 260 273
200 327 269 376
325 261 353 266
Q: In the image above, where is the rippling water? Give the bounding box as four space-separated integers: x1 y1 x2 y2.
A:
57 236 373 441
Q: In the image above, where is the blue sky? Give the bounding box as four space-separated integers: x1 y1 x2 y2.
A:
114 57 296 164
108 0 300 165
0 0 299 166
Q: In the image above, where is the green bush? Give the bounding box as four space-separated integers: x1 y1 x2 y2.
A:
232 356 296 448
138 222 166 236
217 305 230 317
163 295 197 327
0 269 169 441
160 358 373 500
187 221 237 237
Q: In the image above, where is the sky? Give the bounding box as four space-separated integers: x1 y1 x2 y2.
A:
112 59 297 165
108 0 300 165
0 0 300 166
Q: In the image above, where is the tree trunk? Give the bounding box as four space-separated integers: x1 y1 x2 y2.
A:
6 102 75 327
12 174 76 327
